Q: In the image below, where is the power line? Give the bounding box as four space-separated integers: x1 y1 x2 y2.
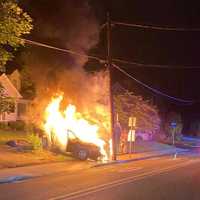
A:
1 32 195 104
23 38 200 69
22 38 198 104
100 23 107 30
1 32 106 62
113 21 200 32
25 38 200 69
113 58 200 69
24 39 106 63
112 63 194 104
1 25 108 62
2 32 200 69
22 38 200 69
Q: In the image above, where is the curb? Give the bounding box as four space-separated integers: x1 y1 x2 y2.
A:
93 149 189 168
0 162 94 185
0 175 33 184
0 149 189 184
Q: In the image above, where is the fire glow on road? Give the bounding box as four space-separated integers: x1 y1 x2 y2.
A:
48 159 199 200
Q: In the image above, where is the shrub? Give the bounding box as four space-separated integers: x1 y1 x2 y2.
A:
164 112 183 139
0 122 9 130
8 121 26 131
25 123 35 133
27 133 42 150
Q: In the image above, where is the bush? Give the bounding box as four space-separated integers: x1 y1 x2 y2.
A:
27 133 42 150
0 122 9 130
8 121 26 131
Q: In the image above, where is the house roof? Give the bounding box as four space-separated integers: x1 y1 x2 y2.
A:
0 73 22 98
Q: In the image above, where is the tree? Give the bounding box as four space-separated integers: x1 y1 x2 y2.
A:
20 65 36 100
114 91 161 134
0 83 15 114
164 111 183 140
0 0 33 70
190 120 200 136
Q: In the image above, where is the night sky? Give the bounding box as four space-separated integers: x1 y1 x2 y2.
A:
13 0 200 131
95 0 200 131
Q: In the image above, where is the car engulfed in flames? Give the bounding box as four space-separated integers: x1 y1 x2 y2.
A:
66 130 102 160
43 95 108 161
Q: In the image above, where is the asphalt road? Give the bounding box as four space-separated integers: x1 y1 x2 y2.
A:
1 152 200 200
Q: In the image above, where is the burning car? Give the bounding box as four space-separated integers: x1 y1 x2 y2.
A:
43 95 108 161
66 130 102 161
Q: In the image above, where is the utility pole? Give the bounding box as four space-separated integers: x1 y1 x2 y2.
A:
107 12 116 160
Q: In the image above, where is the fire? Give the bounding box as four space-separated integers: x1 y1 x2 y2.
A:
43 95 108 160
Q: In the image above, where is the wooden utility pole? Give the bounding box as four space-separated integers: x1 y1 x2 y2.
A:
107 12 116 160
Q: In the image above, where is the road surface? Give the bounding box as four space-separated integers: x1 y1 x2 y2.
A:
1 152 200 200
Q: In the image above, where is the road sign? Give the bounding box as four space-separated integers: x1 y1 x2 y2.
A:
128 117 137 154
171 122 177 128
170 122 176 145
128 130 135 142
129 117 136 127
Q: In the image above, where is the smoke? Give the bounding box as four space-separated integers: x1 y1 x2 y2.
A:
22 1 110 142
25 0 100 67
22 0 101 89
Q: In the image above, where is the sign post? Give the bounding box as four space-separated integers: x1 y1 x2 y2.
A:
171 122 177 146
171 121 177 159
128 117 136 154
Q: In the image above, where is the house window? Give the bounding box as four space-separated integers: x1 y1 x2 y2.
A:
2 112 5 120
17 103 26 117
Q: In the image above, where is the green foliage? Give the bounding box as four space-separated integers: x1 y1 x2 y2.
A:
0 121 9 130
8 120 26 131
0 0 33 68
0 83 15 114
190 120 200 136
27 133 42 150
114 91 160 134
0 129 27 145
20 65 36 99
164 112 183 139
0 120 26 131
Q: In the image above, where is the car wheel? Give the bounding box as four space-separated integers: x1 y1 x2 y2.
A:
75 148 89 161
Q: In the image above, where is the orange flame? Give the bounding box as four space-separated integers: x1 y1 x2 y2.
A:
43 95 108 160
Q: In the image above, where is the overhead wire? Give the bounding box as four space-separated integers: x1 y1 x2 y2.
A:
112 20 200 68
112 58 200 69
2 32 200 69
24 39 105 63
0 31 106 63
112 63 194 104
100 22 107 30
0 32 196 103
113 21 200 32
24 38 200 69
24 37 195 104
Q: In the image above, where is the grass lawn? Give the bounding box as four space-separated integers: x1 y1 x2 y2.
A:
0 129 28 145
0 129 74 169
134 141 174 153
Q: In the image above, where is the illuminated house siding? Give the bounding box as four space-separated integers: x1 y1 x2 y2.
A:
0 71 29 122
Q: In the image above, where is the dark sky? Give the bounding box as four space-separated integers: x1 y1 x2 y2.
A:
92 0 200 123
16 0 200 126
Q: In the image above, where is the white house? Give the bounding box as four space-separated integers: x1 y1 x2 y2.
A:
0 70 29 122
